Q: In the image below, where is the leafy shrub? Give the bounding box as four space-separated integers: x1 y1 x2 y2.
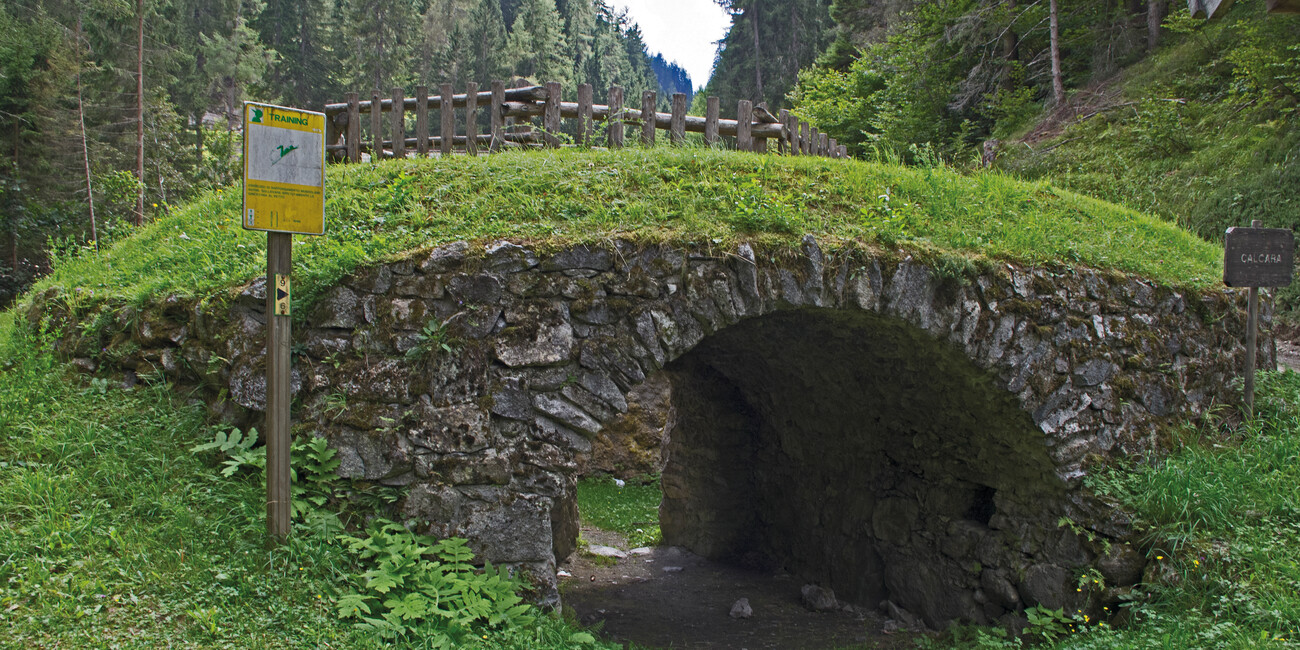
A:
336 520 535 645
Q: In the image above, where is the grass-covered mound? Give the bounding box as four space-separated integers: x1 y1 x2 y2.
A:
30 148 1221 317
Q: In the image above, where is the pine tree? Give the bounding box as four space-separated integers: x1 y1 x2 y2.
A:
508 0 571 86
464 0 509 85
338 0 425 92
253 0 338 108
558 0 596 87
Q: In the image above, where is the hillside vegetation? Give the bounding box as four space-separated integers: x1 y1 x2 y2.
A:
28 148 1220 319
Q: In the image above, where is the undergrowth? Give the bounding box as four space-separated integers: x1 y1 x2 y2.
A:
0 314 616 649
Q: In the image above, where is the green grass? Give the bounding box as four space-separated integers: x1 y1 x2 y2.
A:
576 475 662 549
0 317 619 649
28 147 1221 320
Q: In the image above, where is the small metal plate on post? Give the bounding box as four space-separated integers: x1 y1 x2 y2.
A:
274 274 291 315
1224 227 1295 288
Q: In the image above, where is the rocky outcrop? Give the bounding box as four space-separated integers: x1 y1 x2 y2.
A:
34 235 1264 625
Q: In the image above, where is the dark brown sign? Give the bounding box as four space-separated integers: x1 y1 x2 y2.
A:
1224 227 1295 288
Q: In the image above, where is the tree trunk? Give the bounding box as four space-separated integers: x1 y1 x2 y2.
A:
194 112 203 169
1000 0 1019 91
76 11 97 249
10 119 18 274
135 0 145 226
750 4 763 104
1147 0 1163 50
1049 0 1065 105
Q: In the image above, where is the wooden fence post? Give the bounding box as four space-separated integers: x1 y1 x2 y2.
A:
544 81 562 148
670 93 686 146
325 110 341 162
705 96 719 146
839 144 848 158
800 121 811 155
371 89 383 160
641 91 656 146
345 92 360 163
820 133 829 157
465 82 479 156
608 86 624 149
777 109 788 155
440 84 454 156
415 85 428 157
490 81 505 153
810 127 820 156
390 87 405 159
577 83 593 146
786 113 799 156
736 100 753 152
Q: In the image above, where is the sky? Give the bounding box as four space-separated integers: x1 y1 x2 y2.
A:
610 0 732 91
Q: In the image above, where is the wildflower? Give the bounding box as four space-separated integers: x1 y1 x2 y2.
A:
1194 559 1200 566
1156 555 1163 560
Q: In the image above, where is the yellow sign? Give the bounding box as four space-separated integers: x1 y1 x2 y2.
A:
242 102 325 235
274 275 291 315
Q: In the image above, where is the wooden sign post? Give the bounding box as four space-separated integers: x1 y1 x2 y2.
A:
242 101 326 543
1224 220 1294 413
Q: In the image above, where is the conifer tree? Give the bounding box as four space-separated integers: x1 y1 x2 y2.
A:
508 0 572 86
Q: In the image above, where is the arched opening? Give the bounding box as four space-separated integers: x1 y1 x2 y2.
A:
566 307 1074 644
658 308 1066 627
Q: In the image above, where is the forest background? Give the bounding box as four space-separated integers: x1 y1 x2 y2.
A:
4 0 1300 315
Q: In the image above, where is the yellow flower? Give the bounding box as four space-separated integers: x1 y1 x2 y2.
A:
1194 559 1200 566
1156 555 1164 560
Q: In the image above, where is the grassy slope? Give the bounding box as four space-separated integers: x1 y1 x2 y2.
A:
0 313 623 649
29 148 1220 319
998 4 1296 286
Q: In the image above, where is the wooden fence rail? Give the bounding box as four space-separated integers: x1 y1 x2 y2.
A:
322 81 849 163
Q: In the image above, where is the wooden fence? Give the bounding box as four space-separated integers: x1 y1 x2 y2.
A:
321 81 848 163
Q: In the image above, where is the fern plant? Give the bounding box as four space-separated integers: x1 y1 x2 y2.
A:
190 426 264 477
336 520 534 644
192 428 344 523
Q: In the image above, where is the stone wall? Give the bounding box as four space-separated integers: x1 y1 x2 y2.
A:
35 235 1265 625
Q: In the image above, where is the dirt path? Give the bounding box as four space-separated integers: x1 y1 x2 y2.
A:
560 527 922 650
1276 339 1300 372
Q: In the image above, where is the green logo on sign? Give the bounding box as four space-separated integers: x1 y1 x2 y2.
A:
272 144 299 166
250 107 263 123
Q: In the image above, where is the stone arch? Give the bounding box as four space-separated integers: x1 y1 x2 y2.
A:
66 234 1251 626
318 236 1239 624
